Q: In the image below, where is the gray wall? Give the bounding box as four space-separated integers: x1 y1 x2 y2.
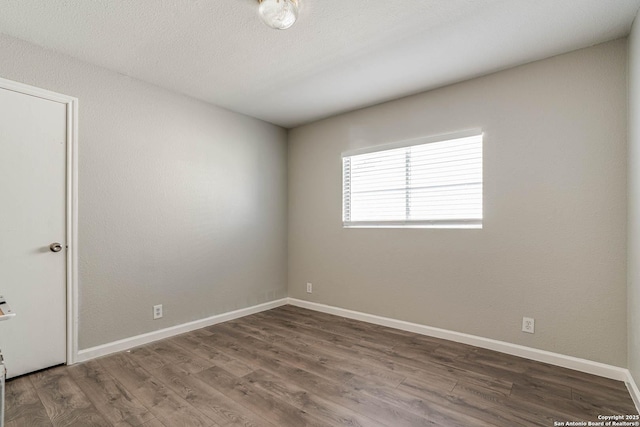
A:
288 39 628 367
629 12 640 385
0 34 288 349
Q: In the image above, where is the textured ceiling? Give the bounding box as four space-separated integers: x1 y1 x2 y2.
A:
0 0 639 128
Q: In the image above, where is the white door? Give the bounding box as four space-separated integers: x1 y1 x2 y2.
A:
0 86 67 378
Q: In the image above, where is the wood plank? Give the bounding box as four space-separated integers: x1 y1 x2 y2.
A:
236 314 461 389
244 313 510 401
67 359 155 426
524 360 631 395
125 346 168 371
168 333 256 377
194 324 440 427
347 370 506 427
248 310 493 387
239 313 357 349
571 387 638 415
5 414 53 427
149 362 276 427
98 352 218 427
209 323 482 427
244 368 387 427
4 376 50 424
98 353 153 392
195 365 328 427
30 366 111 427
510 376 572 401
245 312 511 392
122 419 166 427
149 339 217 374
278 305 416 343
208 323 355 384
223 321 408 387
256 309 403 351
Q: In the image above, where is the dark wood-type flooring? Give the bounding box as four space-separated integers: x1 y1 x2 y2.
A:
5 305 638 426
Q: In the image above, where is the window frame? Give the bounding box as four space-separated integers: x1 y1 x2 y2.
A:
341 129 483 229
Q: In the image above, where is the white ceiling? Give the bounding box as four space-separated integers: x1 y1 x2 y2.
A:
0 0 638 128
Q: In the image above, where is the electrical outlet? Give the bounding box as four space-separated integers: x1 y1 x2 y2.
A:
522 317 535 334
153 304 163 320
306 282 312 293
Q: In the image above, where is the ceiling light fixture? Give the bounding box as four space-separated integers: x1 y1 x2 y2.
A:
258 0 299 30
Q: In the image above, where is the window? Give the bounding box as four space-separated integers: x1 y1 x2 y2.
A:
342 132 483 228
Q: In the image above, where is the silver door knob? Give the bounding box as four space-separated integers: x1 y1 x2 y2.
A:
49 243 63 253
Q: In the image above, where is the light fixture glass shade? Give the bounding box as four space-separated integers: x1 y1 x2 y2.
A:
258 0 299 30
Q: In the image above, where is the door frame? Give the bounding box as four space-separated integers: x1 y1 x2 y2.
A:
0 76 79 365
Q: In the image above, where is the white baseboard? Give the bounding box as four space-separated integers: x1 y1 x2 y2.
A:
75 298 288 363
627 371 640 414
287 298 631 383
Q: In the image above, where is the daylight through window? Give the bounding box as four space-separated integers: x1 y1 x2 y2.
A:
342 133 483 228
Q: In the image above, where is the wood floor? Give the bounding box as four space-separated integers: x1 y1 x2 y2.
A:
5 305 638 427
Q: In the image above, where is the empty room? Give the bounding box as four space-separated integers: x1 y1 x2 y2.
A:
1 0 639 426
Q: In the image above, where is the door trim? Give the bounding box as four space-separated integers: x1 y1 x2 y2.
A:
0 76 79 365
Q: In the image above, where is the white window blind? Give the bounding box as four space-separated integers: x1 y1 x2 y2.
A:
342 133 483 228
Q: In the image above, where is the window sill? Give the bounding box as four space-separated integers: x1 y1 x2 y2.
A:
343 222 482 229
